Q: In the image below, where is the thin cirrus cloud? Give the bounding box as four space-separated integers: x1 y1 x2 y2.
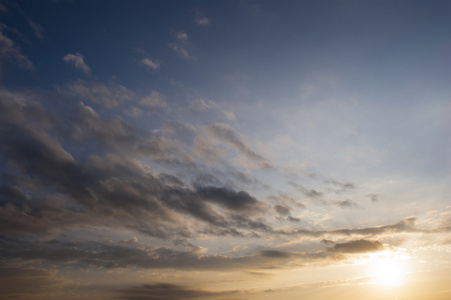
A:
63 52 91 75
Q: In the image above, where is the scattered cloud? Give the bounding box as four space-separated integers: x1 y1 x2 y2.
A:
337 199 358 208
274 204 290 216
325 180 356 193
140 90 167 108
206 123 272 168
193 10 210 26
176 31 188 40
65 80 134 108
63 52 91 75
189 98 219 113
367 193 379 202
169 43 193 59
141 57 160 71
0 29 34 73
28 19 44 40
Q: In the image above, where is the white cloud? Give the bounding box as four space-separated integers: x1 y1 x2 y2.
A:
140 90 167 109
141 58 160 71
63 53 91 75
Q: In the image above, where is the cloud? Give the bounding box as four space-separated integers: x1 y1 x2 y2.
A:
207 123 272 168
0 264 69 299
325 180 356 193
367 193 379 202
327 239 384 253
141 58 160 71
337 199 358 208
274 204 290 216
28 19 44 40
176 31 188 40
0 29 34 73
288 182 324 200
63 53 91 75
140 90 167 108
287 217 424 237
189 98 219 113
195 185 263 212
65 80 134 108
189 99 236 120
193 10 210 26
169 43 193 59
117 283 237 300
0 91 269 238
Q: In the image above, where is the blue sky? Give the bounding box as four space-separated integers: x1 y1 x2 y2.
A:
1 1 451 299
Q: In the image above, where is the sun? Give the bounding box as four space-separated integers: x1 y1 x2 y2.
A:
367 250 410 287
370 258 405 286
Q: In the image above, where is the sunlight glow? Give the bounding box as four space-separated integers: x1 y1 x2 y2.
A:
366 249 411 287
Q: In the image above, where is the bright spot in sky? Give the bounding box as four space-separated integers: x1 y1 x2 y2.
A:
366 250 410 287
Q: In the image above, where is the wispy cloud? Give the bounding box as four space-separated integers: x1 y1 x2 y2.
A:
176 31 188 40
189 98 219 112
0 29 34 73
65 80 134 108
63 53 91 75
193 10 210 26
206 123 272 169
28 19 44 40
140 90 167 108
140 57 160 71
169 43 193 59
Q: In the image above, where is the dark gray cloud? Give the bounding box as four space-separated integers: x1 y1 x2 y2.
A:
287 216 301 222
287 217 423 237
0 264 68 299
117 283 237 300
337 199 358 208
367 193 379 202
195 185 263 212
327 239 384 253
274 204 290 216
261 250 293 258
0 91 270 239
325 180 356 193
288 182 323 200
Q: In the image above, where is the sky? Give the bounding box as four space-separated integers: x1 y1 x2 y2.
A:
1 0 451 299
